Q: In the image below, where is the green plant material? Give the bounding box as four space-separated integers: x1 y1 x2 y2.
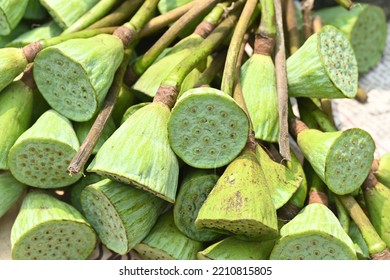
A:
168 87 249 169
11 190 97 260
375 153 390 188
120 102 151 124
0 21 29 47
8 109 82 188
0 81 33 170
270 203 357 260
23 0 48 21
316 4 387 73
348 220 370 260
255 146 303 209
88 102 179 203
134 211 203 260
33 34 124 122
197 236 275 260
287 25 358 98
69 173 102 213
0 0 29 35
62 0 122 34
173 168 223 242
81 178 167 255
111 84 136 126
8 21 62 47
195 148 279 241
74 116 116 155
39 0 100 29
241 54 279 142
334 195 350 233
158 0 193 14
0 48 28 92
0 172 26 219
297 127 375 195
335 0 355 10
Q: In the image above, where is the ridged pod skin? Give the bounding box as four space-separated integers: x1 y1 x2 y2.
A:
241 54 279 142
134 211 203 260
376 153 390 188
0 48 28 92
81 179 167 255
197 236 275 260
0 172 26 219
270 203 357 260
348 220 369 260
158 0 193 14
363 181 390 248
11 191 97 260
23 0 48 21
0 22 29 47
255 146 303 209
69 173 102 213
88 102 179 203
297 128 375 195
8 109 82 188
173 168 223 242
120 102 150 125
195 148 279 241
0 0 29 35
287 25 358 99
34 34 124 122
316 4 387 73
168 87 250 169
0 81 33 170
39 0 99 29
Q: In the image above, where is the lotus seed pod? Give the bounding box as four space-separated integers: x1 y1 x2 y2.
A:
23 0 48 21
363 181 390 249
39 0 100 29
69 173 102 213
0 0 29 35
134 211 203 260
173 168 223 242
255 146 303 209
8 109 83 188
348 220 370 260
81 179 167 255
197 236 275 260
11 191 97 260
316 4 387 73
168 87 250 169
270 203 357 260
111 84 135 126
34 34 124 122
0 48 28 92
158 0 193 14
241 54 279 142
120 102 151 125
375 153 390 188
195 148 279 241
297 128 375 195
0 81 33 170
88 102 179 203
74 115 116 155
0 22 29 47
287 25 358 99
0 172 26 219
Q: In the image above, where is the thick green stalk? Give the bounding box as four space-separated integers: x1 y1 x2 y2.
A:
335 0 355 10
195 50 227 87
123 0 159 32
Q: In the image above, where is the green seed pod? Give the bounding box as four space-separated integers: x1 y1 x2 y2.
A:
241 54 279 142
11 190 97 260
316 4 387 73
39 0 100 29
297 128 375 195
270 203 357 260
120 102 151 125
88 102 179 203
197 236 275 260
81 178 167 255
375 153 390 188
0 172 26 219
69 172 102 213
23 0 49 21
348 220 370 260
195 148 279 241
173 168 223 242
0 22 29 47
158 0 193 14
111 84 135 126
168 87 250 169
8 109 83 189
74 115 116 155
34 34 124 122
134 211 203 260
0 0 29 35
256 146 303 209
0 81 33 170
287 25 358 99
8 21 62 48
0 48 28 92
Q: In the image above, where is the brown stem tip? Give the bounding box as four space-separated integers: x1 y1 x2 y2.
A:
371 248 390 260
23 41 43 63
153 85 178 110
113 26 137 47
